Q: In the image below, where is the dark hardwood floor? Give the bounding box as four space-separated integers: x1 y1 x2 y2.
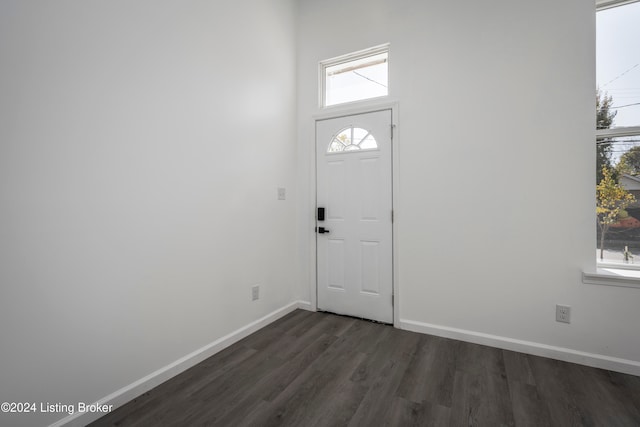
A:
91 310 640 426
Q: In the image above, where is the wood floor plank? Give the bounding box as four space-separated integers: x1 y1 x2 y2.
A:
567 363 640 427
276 313 346 361
395 334 458 407
268 309 314 331
281 309 324 338
307 374 369 427
503 349 536 386
316 312 357 337
236 320 293 351
347 358 411 427
608 370 640 414
234 399 271 427
90 344 260 427
181 355 285 426
508 379 553 427
382 397 450 427
528 355 596 426
304 319 383 375
455 340 506 377
90 310 640 427
350 326 395 387
448 369 516 427
169 344 258 399
244 352 368 427
262 334 338 402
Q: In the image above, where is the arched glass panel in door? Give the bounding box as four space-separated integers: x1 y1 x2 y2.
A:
327 126 378 153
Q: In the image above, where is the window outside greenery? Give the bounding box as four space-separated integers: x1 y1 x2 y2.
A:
596 1 640 265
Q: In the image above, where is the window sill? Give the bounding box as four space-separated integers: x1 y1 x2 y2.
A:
582 267 640 288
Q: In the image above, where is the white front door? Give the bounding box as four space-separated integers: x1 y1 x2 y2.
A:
316 109 393 323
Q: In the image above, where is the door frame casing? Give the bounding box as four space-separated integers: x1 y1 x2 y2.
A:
310 100 400 326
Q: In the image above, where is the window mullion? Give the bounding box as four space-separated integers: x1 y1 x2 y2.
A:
597 126 640 138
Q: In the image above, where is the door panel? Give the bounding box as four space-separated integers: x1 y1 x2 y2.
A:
327 161 346 220
359 157 380 220
328 239 345 290
316 109 393 323
360 241 380 294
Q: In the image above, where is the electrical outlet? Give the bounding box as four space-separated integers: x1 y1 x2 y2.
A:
252 285 260 301
556 304 571 323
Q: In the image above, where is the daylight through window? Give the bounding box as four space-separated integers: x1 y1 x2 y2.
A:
328 127 378 153
322 47 389 107
596 0 640 266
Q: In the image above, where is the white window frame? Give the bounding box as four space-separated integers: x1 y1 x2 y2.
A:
319 44 390 108
586 0 640 286
596 127 640 272
596 0 639 10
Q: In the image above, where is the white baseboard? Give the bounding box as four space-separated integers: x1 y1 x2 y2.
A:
296 300 313 311
50 301 306 427
399 318 640 377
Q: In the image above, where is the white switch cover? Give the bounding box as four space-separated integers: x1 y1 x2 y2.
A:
277 187 286 200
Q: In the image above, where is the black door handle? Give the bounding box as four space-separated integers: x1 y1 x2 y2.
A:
317 227 330 234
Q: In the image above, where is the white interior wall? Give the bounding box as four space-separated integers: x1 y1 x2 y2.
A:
296 0 640 367
0 1 297 426
2 1 640 425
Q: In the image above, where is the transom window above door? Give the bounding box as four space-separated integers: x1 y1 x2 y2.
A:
321 45 389 107
328 127 378 153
